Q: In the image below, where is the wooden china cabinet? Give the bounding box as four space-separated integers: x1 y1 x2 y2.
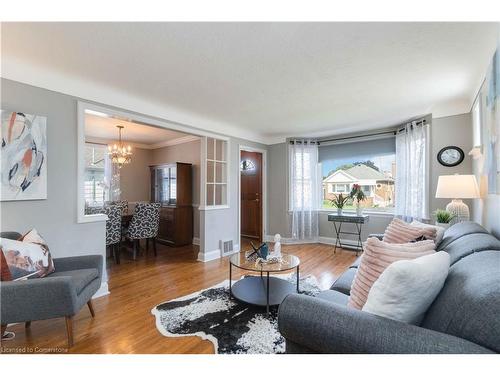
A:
150 162 193 246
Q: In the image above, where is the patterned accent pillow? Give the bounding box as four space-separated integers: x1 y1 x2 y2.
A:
1 249 12 281
383 218 437 243
348 237 436 310
410 220 445 244
0 229 55 281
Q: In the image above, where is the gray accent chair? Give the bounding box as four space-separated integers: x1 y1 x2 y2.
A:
278 222 500 353
0 231 103 347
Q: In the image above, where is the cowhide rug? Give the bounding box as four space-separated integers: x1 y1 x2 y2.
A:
151 274 321 354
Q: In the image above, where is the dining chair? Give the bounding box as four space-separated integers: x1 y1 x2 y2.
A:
85 206 104 215
104 205 123 264
126 202 161 260
106 200 129 215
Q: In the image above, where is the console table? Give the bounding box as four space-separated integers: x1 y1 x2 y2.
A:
327 213 369 256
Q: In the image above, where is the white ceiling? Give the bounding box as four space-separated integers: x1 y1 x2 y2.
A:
1 22 498 144
84 113 194 148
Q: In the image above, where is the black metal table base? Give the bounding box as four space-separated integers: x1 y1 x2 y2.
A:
332 221 364 256
229 264 300 314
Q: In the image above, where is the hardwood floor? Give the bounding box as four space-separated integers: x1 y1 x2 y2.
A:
1 241 356 354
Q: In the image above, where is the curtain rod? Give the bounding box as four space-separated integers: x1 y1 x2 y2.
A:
317 130 396 144
289 118 427 145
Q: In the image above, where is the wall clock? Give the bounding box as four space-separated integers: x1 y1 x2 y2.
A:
437 146 465 167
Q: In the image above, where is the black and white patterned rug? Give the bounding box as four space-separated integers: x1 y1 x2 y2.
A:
151 274 322 354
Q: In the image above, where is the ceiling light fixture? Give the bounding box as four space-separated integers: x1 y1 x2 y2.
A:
108 125 132 168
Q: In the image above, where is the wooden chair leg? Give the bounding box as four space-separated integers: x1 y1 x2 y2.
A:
65 316 74 348
25 321 31 328
153 237 157 257
112 244 120 264
87 300 95 318
133 239 139 260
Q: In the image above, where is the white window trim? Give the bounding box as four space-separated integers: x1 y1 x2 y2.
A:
77 101 230 223
198 136 231 211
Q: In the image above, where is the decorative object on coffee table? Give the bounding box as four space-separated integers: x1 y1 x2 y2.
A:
327 213 369 256
271 234 282 257
229 252 300 314
435 174 480 222
247 241 267 260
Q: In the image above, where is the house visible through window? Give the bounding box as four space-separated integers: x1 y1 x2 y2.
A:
319 136 396 212
84 143 109 207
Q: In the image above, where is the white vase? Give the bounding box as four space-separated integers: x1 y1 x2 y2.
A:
356 206 363 216
435 222 450 229
337 208 343 215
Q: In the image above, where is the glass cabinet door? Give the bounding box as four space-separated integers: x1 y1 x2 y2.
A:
152 165 179 205
155 167 170 204
169 166 177 204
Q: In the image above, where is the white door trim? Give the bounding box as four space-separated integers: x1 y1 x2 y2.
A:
77 100 228 224
238 145 267 247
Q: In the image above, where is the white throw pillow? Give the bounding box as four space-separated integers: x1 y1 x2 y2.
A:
411 220 445 245
362 251 450 324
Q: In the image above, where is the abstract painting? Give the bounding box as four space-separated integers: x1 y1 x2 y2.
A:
1 111 47 201
483 41 500 195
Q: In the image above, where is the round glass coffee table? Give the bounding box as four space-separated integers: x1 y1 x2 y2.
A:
229 252 300 314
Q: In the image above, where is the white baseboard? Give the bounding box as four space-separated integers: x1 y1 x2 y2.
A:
197 242 241 262
92 281 110 299
264 235 361 248
197 249 221 262
192 237 200 246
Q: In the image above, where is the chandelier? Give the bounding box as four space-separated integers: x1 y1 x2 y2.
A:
108 125 132 168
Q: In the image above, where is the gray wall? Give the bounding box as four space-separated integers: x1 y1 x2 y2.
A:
1 79 107 286
119 147 153 203
200 137 268 257
267 143 289 236
152 139 201 239
430 113 474 215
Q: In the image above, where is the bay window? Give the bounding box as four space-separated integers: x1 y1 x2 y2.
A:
319 135 396 212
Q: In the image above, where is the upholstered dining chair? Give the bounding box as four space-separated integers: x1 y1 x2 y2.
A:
106 200 129 215
85 206 105 215
126 202 161 260
104 205 122 264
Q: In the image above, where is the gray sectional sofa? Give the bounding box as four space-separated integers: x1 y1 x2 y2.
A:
278 222 500 353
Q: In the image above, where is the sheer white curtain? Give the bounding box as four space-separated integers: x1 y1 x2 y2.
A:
395 121 430 221
289 140 321 240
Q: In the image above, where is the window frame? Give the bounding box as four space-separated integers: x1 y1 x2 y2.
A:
200 136 230 210
83 142 108 208
319 137 397 215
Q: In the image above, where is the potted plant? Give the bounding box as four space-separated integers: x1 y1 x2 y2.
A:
434 209 455 229
350 184 366 215
330 193 349 215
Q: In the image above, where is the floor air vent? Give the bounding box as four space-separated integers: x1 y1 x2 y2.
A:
220 240 234 256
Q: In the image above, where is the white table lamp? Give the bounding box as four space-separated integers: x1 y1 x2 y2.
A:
435 174 480 222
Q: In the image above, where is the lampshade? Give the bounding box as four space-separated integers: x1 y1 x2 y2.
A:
435 174 480 199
